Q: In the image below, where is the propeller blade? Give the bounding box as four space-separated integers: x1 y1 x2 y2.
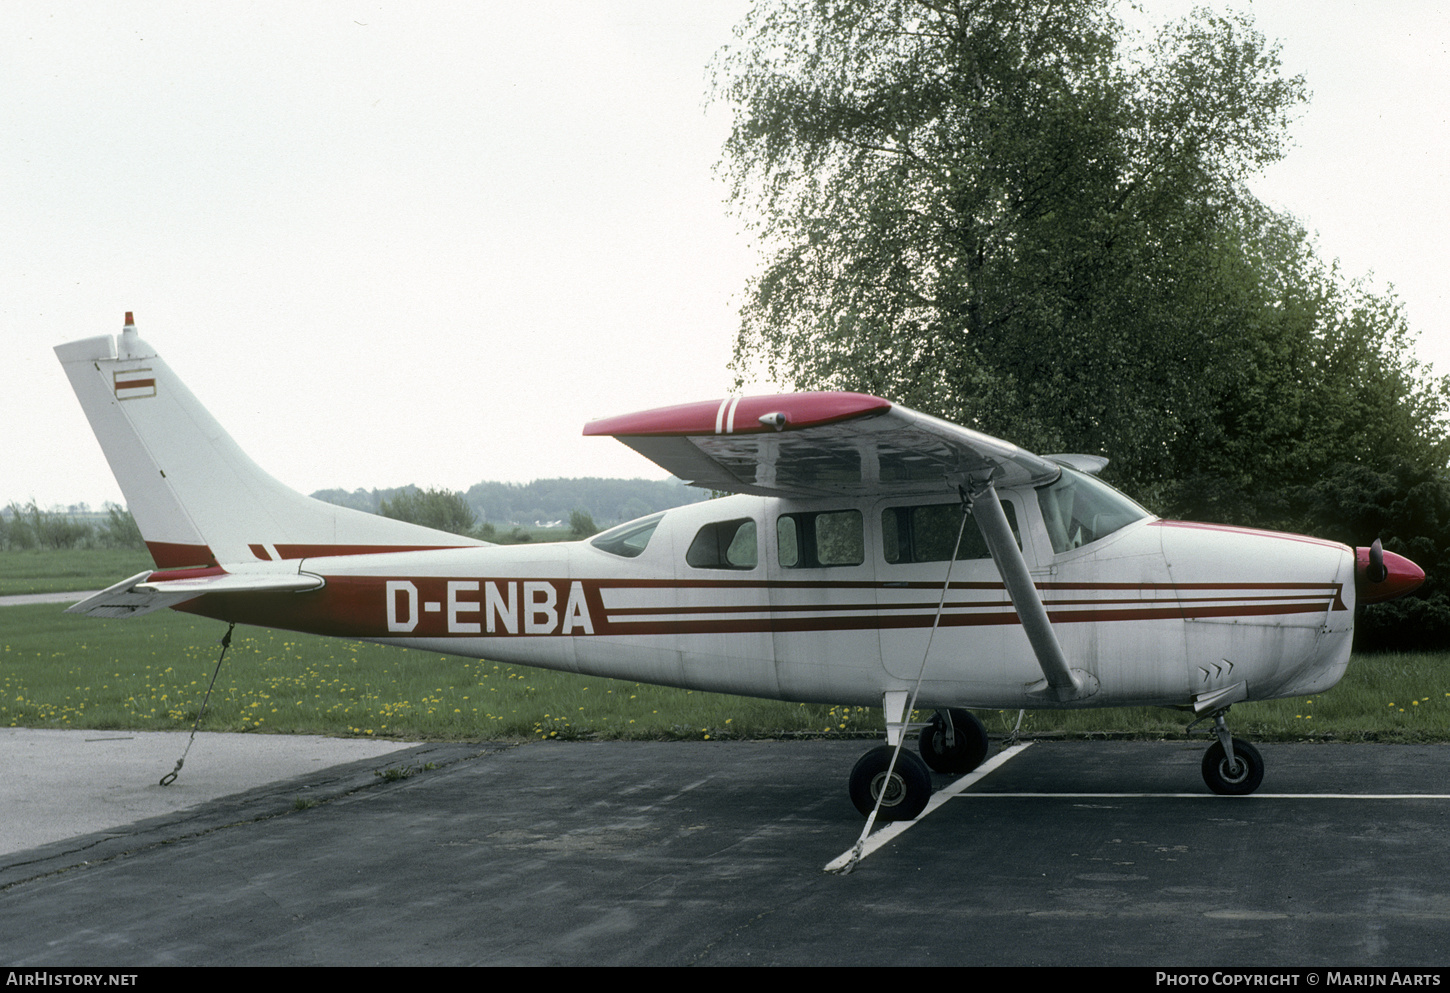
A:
1368 538 1388 584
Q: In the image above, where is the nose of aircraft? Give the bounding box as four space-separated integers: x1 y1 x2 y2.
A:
1355 539 1425 603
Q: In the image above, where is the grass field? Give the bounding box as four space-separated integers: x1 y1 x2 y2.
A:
0 549 156 596
3 596 1447 743
0 604 880 740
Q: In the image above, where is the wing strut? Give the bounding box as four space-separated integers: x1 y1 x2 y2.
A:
967 480 1098 703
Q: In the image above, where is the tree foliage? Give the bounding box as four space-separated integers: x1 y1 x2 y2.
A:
1 501 91 550
569 509 600 540
718 0 1295 485
715 0 1450 647
96 503 145 550
1288 462 1450 652
464 478 708 529
0 502 144 551
313 477 708 529
379 487 479 538
714 0 1446 492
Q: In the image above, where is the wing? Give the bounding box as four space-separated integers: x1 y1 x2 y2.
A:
584 392 1061 497
587 391 1096 702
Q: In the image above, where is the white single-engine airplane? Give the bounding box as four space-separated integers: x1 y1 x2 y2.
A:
58 316 1424 819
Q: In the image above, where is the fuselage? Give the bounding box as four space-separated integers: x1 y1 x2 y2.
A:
180 477 1358 712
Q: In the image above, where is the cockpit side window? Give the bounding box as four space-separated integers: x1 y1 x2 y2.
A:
882 501 1017 563
686 518 758 570
590 513 664 558
1036 468 1150 554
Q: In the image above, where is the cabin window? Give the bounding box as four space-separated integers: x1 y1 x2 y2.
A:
777 509 864 568
590 513 663 558
686 518 758 570
1037 468 1150 553
881 501 1018 564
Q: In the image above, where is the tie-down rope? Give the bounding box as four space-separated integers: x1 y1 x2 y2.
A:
832 494 973 874
159 622 235 787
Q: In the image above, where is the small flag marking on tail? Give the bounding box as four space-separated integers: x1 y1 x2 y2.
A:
114 368 156 400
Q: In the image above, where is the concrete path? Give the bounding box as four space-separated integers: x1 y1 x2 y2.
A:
0 728 412 854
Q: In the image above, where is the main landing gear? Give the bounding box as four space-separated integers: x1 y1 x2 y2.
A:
848 746 933 821
1199 709 1264 796
847 702 991 821
918 707 990 774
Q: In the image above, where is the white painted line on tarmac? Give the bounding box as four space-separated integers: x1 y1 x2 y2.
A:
824 742 1034 872
954 792 1450 800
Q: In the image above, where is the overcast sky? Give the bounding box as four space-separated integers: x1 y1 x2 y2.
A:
5 1 1447 510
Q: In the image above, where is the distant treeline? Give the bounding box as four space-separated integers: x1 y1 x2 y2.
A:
0 502 144 551
311 477 711 528
0 477 709 553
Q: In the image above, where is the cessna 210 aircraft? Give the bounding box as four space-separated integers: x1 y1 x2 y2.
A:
58 315 1424 820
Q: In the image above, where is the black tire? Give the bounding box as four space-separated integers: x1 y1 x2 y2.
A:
849 746 933 820
918 708 990 774
1202 738 1264 796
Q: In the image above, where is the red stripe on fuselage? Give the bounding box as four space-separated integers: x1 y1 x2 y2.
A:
173 575 1345 641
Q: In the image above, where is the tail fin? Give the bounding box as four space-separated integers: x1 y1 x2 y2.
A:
56 314 485 568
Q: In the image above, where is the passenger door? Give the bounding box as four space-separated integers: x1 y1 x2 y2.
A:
765 502 882 701
874 497 1019 683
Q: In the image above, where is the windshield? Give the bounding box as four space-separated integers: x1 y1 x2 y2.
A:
1036 468 1150 553
590 513 664 558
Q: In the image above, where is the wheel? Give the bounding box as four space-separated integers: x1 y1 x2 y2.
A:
918 708 990 774
849 746 932 820
1202 738 1264 795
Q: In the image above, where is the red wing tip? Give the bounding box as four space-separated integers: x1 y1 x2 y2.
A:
584 392 892 437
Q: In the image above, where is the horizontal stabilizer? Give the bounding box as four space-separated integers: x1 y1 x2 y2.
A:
66 569 324 619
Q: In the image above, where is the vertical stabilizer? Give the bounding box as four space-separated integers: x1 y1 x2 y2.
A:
56 315 485 568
